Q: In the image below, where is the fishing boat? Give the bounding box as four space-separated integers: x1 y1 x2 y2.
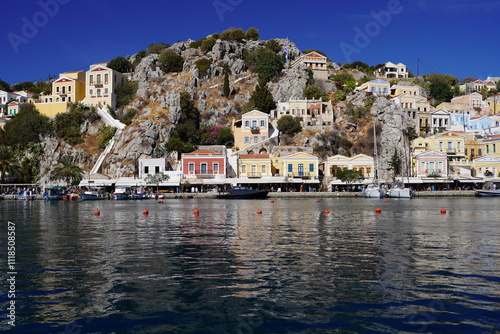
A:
386 181 413 198
80 190 105 200
17 191 36 201
45 186 67 200
475 189 500 197
112 187 130 200
129 188 149 199
216 186 268 199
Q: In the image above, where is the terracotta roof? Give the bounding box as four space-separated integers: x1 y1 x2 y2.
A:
184 149 221 155
309 104 321 109
239 154 270 159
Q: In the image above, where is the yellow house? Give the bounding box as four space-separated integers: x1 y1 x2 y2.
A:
34 70 86 117
325 154 374 179
83 63 127 109
482 134 500 158
472 156 500 178
357 79 390 96
232 110 273 151
7 101 19 116
282 152 319 179
291 51 329 80
390 84 423 96
487 94 500 114
238 154 272 178
465 138 485 160
426 132 466 161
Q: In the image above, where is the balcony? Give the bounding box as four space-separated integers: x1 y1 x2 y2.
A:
195 174 215 179
287 172 312 179
94 81 103 87
250 126 260 134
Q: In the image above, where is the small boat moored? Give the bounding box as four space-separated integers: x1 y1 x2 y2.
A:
216 186 268 199
112 187 130 200
475 189 500 197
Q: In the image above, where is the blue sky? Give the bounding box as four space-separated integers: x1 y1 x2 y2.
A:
1 0 499 84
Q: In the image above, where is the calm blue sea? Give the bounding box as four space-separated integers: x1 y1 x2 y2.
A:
1 197 500 333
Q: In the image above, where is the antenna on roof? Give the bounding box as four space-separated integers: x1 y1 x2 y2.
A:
417 58 420 78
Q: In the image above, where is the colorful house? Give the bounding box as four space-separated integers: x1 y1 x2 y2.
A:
468 116 494 133
274 98 334 129
237 154 272 178
428 132 466 161
181 149 226 178
357 79 390 96
83 63 127 109
472 156 500 178
482 134 500 158
232 110 275 151
414 150 448 177
0 90 26 115
390 83 423 96
34 70 87 117
381 62 408 79
291 51 329 80
429 109 451 133
281 152 319 179
325 154 374 179
7 101 19 116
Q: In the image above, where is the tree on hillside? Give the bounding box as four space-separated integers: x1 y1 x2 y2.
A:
223 64 231 97
3 103 51 147
220 28 245 41
107 56 133 73
51 154 84 185
116 81 138 109
256 50 283 83
277 115 302 136
302 49 327 57
161 53 184 73
245 27 260 40
265 39 281 53
247 81 276 113
303 84 329 101
430 81 453 105
0 146 21 183
424 73 458 86
147 43 170 54
0 79 10 92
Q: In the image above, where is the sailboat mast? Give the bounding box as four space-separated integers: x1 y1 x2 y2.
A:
373 120 378 184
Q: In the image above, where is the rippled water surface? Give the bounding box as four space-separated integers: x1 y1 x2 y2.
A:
1 197 500 333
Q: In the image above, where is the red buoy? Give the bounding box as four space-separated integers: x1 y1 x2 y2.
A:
375 208 382 213
143 209 149 215
194 209 199 214
257 210 263 214
440 208 447 214
93 210 100 216
324 210 330 214
157 200 164 203
316 200 320 202
270 200 275 203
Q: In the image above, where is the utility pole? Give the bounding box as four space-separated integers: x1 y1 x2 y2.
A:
416 58 420 78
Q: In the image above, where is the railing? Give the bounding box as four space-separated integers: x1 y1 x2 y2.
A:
250 126 260 133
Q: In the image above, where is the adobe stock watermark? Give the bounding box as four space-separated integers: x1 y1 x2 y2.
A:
7 0 70 54
340 0 403 63
213 0 243 22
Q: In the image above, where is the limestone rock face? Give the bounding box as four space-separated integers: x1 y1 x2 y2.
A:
270 64 310 102
132 54 164 83
371 97 412 182
102 120 172 178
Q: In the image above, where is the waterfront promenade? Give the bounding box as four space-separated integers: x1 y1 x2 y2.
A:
0 190 477 200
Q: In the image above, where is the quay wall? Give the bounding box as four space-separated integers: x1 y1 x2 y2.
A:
0 190 478 200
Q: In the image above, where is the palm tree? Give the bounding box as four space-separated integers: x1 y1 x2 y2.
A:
0 146 21 183
51 155 84 185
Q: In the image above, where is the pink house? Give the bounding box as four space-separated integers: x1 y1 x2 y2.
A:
181 149 226 178
414 150 448 177
451 93 490 114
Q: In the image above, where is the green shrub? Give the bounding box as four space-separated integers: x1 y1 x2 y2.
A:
195 58 212 77
97 124 116 151
147 43 170 54
116 81 138 109
160 53 184 73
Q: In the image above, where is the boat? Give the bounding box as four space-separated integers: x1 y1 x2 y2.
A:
363 184 385 198
365 120 384 198
216 186 268 199
386 182 413 198
112 187 130 200
129 192 149 199
475 189 500 197
44 186 67 200
17 191 36 201
80 190 105 200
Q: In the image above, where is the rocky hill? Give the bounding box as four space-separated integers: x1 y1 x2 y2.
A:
38 33 412 184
